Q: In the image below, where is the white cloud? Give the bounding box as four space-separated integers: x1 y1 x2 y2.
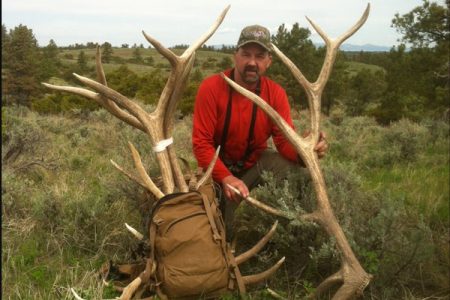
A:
2 0 432 47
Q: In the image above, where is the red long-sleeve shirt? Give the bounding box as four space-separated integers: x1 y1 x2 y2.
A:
192 69 299 183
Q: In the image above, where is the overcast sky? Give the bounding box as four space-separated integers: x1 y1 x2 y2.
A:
2 0 438 48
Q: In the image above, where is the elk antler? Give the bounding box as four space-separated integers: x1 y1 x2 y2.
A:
44 6 231 299
44 5 289 299
43 5 230 197
222 4 372 299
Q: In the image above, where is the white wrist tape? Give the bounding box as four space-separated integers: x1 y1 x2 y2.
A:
153 137 173 152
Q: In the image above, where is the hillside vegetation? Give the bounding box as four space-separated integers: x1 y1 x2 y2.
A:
2 1 449 298
2 105 449 299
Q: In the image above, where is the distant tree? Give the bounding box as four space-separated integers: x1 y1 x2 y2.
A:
77 50 88 72
172 44 189 49
345 68 387 116
68 43 86 49
373 0 450 123
392 0 449 48
190 68 203 82
220 44 235 54
136 68 167 105
121 43 129 48
269 23 320 109
86 42 97 49
101 42 113 63
217 56 232 70
144 56 154 66
39 39 61 80
131 47 143 63
106 65 140 98
2 24 41 105
2 24 10 68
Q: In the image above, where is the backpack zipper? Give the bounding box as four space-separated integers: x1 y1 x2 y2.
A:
163 211 206 236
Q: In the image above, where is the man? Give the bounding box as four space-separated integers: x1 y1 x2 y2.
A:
192 25 328 239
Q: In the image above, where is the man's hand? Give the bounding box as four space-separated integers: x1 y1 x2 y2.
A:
222 175 249 203
302 131 329 159
314 131 328 158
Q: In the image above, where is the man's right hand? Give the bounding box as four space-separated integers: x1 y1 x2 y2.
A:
222 175 249 203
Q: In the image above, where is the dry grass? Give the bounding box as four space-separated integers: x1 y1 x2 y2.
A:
2 106 448 299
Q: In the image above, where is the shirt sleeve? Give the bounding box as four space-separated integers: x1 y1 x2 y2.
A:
192 79 232 183
270 88 301 163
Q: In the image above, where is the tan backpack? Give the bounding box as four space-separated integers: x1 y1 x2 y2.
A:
105 180 246 299
149 182 244 298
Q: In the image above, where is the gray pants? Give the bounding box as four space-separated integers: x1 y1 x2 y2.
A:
218 149 301 242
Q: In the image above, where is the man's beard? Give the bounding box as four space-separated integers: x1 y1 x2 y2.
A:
240 66 260 84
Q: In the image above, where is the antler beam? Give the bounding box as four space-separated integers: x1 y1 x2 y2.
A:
222 4 372 299
44 5 230 197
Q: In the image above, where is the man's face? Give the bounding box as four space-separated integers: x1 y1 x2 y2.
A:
234 43 272 86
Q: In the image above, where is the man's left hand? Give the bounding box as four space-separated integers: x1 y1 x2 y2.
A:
314 131 328 158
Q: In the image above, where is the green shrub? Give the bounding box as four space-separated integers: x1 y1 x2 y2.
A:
235 160 441 298
381 118 428 163
2 107 447 299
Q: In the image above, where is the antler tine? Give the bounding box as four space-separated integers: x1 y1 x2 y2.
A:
306 3 371 49
236 221 278 265
43 45 146 133
70 288 118 300
226 184 290 219
110 159 147 188
42 82 99 101
70 289 86 300
164 53 196 133
71 72 175 193
311 3 370 99
95 45 107 85
164 54 196 193
73 73 149 126
182 5 231 59
270 44 319 135
271 43 312 94
142 31 178 66
146 5 230 124
311 270 343 298
142 5 230 65
42 82 146 132
119 277 142 300
272 4 370 139
242 257 285 286
128 142 165 199
140 7 230 193
118 259 155 300
93 46 147 131
125 223 144 241
196 146 220 190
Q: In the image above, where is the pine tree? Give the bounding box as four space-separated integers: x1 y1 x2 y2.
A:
132 47 143 63
77 50 88 72
3 24 41 106
101 42 113 63
39 39 60 80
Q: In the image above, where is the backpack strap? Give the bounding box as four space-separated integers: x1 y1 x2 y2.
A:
201 193 222 242
220 69 260 170
227 248 246 293
200 192 246 293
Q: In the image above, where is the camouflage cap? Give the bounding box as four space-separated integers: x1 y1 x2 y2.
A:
237 25 271 52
